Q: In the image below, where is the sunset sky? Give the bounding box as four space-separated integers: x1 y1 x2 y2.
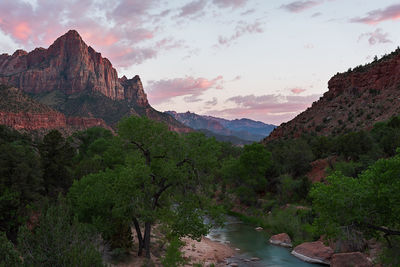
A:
0 0 399 125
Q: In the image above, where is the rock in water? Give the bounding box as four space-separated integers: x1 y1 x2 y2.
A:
291 241 333 265
269 233 292 248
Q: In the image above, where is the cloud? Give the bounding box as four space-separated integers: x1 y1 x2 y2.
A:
291 88 307 94
147 76 223 104
218 20 264 46
205 93 321 124
350 4 400 25
358 28 392 45
241 9 256 16
178 0 207 17
205 97 218 106
0 0 185 68
212 0 249 9
303 43 314 49
311 12 322 17
280 1 321 13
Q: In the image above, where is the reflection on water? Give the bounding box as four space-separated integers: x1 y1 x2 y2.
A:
207 216 324 267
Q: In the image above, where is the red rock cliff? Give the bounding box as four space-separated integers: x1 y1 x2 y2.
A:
264 48 400 142
0 30 147 104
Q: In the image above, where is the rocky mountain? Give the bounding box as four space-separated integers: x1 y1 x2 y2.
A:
0 30 190 133
265 47 400 142
166 111 276 143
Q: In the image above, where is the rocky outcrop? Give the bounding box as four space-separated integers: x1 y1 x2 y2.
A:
0 30 190 133
0 111 66 130
66 117 112 131
331 252 372 267
269 233 292 248
264 48 400 142
291 241 334 265
119 75 148 107
0 30 126 100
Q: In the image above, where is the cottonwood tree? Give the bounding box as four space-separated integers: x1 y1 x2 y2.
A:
310 151 400 247
70 117 222 258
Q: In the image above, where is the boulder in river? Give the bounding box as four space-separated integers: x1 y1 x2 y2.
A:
331 252 373 267
291 241 333 265
269 233 292 248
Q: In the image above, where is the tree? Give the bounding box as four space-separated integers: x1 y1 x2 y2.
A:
0 142 43 240
39 130 75 197
221 143 273 204
310 151 400 247
17 199 103 267
70 117 222 258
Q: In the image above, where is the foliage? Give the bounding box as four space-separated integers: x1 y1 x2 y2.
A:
69 167 139 250
0 231 21 267
264 207 315 246
221 143 273 204
71 117 222 258
310 152 400 244
160 236 186 267
39 130 75 197
17 198 104 267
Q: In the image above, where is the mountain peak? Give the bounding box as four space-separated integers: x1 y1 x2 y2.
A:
63 29 83 40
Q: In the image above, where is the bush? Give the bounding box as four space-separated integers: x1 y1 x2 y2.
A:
265 207 315 246
161 236 186 267
0 231 21 267
17 199 104 267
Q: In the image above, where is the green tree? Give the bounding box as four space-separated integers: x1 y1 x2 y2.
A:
222 143 273 204
17 199 103 267
39 130 75 197
70 117 222 258
311 151 400 247
0 231 21 267
0 142 43 240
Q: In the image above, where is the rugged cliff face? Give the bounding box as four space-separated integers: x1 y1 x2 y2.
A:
265 48 400 142
0 30 125 99
0 85 110 132
0 30 190 133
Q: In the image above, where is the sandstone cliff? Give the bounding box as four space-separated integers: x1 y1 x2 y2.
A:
0 30 190 133
265 47 400 142
0 84 110 132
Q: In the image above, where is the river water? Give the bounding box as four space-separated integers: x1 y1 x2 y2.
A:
206 216 324 267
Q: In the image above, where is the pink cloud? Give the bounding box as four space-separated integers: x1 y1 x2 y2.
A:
213 0 249 9
280 1 321 13
205 93 321 124
178 0 207 17
0 0 183 68
147 76 223 104
218 20 264 46
358 28 392 45
291 88 307 94
350 4 400 25
13 22 32 41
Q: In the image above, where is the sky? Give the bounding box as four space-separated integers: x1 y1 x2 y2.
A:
0 0 399 125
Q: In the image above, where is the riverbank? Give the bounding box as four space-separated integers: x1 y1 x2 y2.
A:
181 236 235 266
114 235 234 267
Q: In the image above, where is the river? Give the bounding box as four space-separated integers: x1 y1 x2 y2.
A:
206 216 324 267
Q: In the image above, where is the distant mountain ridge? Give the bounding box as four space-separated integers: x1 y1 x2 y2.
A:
264 47 400 142
0 30 190 133
166 111 276 143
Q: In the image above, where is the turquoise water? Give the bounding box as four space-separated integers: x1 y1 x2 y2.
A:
207 217 324 267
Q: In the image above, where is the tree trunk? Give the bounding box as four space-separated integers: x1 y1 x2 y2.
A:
144 222 151 258
133 218 144 256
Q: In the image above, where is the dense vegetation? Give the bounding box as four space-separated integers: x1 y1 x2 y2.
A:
1 114 400 265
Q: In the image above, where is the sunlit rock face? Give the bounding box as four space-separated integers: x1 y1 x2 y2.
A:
0 30 190 133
